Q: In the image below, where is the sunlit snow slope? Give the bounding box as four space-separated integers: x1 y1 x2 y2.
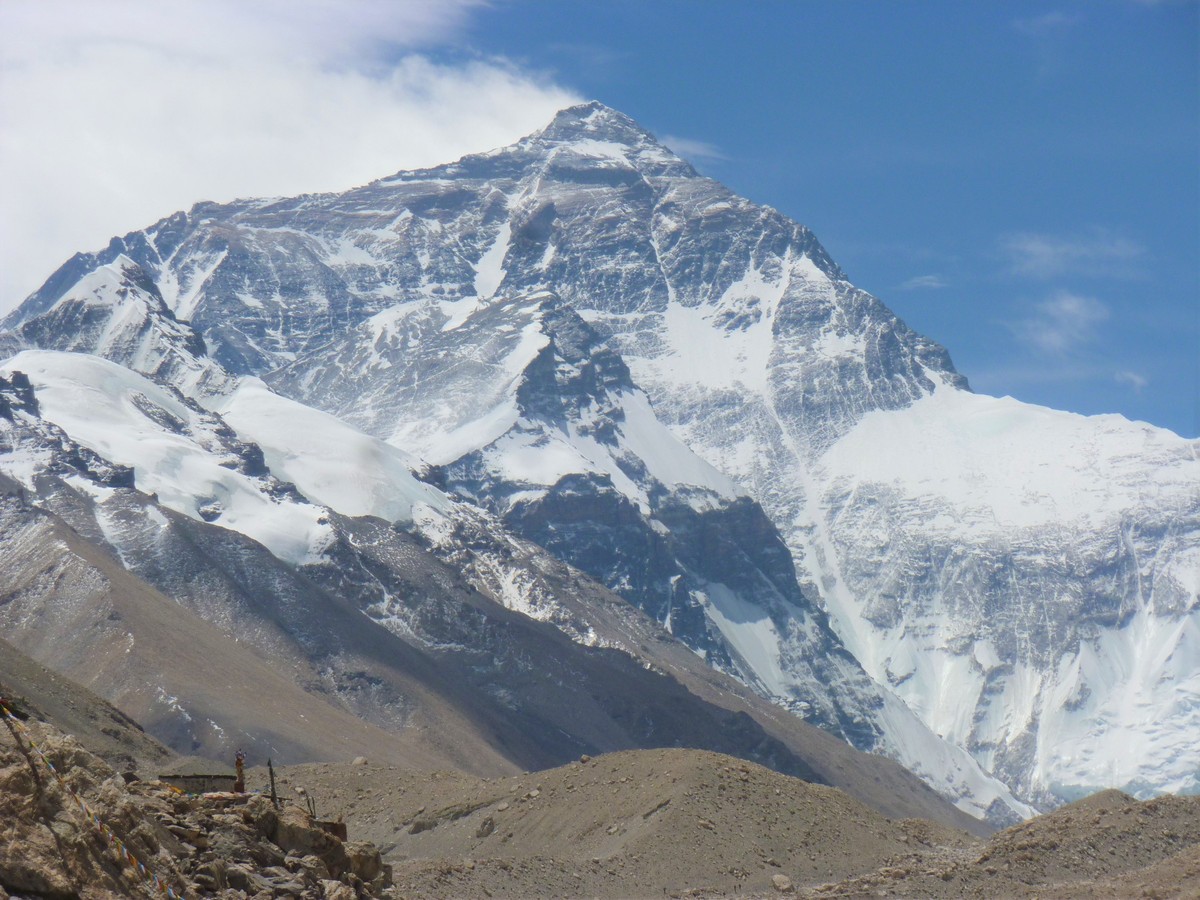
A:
1 351 335 565
818 388 1200 802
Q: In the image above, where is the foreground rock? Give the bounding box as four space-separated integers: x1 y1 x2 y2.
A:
0 716 392 898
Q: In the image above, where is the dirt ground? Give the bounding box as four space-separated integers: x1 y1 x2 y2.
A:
260 751 1200 899
4 714 1196 900
261 748 970 897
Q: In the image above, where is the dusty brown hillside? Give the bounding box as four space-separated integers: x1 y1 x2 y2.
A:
805 787 1200 898
266 754 1200 899
5 708 1197 900
266 750 975 897
0 634 173 775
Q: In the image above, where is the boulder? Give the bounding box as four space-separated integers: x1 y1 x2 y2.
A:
344 840 385 884
321 880 357 900
273 805 350 878
0 723 143 897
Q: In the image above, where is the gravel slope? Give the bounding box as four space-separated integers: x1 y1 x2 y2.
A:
263 754 1200 899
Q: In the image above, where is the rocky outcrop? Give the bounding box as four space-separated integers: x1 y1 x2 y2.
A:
0 722 153 898
0 715 392 898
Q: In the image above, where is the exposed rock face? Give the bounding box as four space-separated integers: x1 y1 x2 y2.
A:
5 254 230 398
264 285 893 748
0 209 1026 824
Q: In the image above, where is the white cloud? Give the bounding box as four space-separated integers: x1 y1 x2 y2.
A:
899 274 948 290
1115 370 1150 392
544 42 627 77
0 0 580 314
1013 11 1083 36
1015 291 1110 353
1000 229 1145 279
660 135 728 163
0 0 485 67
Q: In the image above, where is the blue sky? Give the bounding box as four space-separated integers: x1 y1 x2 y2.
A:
2 0 1196 435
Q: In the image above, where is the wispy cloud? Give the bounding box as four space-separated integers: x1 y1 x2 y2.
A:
970 360 1114 392
0 0 580 313
1012 12 1084 78
1114 369 1150 391
999 229 1145 279
544 42 627 78
0 0 487 69
899 274 948 290
660 135 728 164
1013 11 1083 36
1015 291 1110 353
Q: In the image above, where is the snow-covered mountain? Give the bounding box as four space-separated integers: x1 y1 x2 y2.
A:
4 101 1196 816
2 259 1027 823
1 359 1002 835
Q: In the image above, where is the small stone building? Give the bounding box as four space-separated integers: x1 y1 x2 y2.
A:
159 773 237 794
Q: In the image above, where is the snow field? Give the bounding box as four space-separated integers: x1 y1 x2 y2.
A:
2 351 332 566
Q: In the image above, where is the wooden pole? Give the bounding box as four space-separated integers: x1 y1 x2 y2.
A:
268 757 278 808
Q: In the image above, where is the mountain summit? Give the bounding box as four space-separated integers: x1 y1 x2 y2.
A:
521 100 699 174
3 103 1197 820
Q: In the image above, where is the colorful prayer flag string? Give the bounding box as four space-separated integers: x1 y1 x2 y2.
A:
1 701 179 898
